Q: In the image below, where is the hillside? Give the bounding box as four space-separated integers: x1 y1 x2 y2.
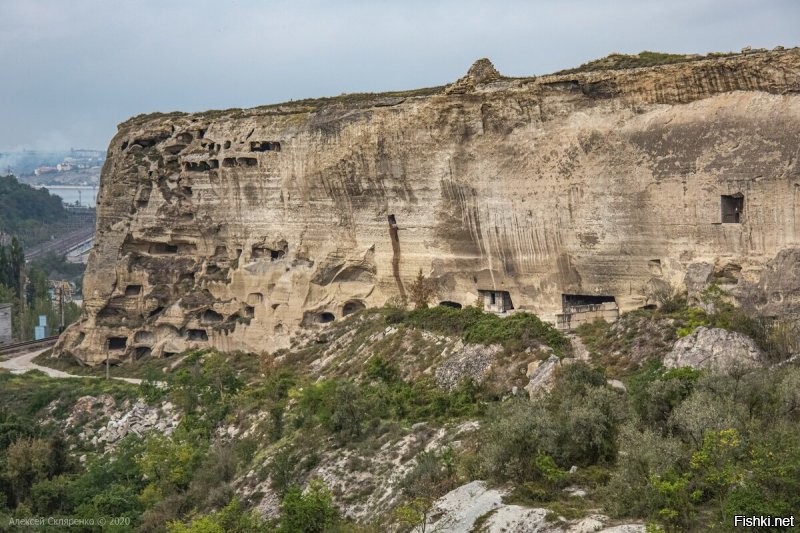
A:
0 175 92 247
12 291 796 530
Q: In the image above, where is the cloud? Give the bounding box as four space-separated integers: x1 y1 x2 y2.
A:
0 0 798 150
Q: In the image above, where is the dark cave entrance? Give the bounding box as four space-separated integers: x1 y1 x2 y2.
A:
107 337 127 351
721 194 744 223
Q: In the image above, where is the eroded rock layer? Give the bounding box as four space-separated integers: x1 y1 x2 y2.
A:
59 49 800 364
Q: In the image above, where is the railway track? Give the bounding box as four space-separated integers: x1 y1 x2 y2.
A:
0 336 59 357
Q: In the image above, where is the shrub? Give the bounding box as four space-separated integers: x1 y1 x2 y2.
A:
278 479 339 533
403 306 568 354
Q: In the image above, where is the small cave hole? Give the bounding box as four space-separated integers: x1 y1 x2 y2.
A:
438 301 462 309
223 140 231 149
388 214 397 226
176 132 193 144
107 337 128 350
244 305 255 318
201 309 224 324
236 157 258 167
342 300 366 316
125 284 142 296
150 243 178 255
222 158 237 167
164 144 186 155
148 306 165 317
184 161 211 172
319 312 336 324
250 141 281 152
186 329 209 341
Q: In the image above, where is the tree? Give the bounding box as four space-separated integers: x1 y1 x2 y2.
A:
9 238 24 298
5 437 53 505
409 269 434 309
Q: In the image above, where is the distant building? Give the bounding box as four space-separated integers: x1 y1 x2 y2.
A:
0 303 12 345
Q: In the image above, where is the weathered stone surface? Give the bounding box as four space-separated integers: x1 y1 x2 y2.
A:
664 326 763 373
434 340 501 391
757 248 800 318
425 480 645 532
525 355 561 397
684 262 714 301
56 49 800 364
64 395 180 451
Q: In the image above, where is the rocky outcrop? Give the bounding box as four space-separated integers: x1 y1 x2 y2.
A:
663 327 763 373
756 248 800 318
434 340 501 391
64 395 180 451
56 48 800 364
525 354 562 397
425 480 645 532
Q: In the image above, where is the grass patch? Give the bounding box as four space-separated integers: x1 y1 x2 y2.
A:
555 50 738 75
0 370 140 417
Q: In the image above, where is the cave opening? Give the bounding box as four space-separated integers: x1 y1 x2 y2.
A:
201 309 223 324
319 312 336 324
187 329 209 341
438 301 463 309
125 285 142 296
721 194 744 223
562 293 617 312
250 141 281 152
150 243 178 255
107 337 127 350
342 300 366 316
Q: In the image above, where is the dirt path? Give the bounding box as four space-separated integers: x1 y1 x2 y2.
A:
0 348 144 385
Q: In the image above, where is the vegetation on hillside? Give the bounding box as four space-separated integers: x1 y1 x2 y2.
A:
2 300 798 531
0 174 93 248
553 50 740 75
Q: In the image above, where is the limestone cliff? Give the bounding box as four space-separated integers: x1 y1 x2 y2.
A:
58 49 800 364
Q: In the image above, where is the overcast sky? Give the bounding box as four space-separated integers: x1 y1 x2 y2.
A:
0 0 797 152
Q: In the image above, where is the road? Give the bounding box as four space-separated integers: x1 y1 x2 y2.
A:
0 348 144 385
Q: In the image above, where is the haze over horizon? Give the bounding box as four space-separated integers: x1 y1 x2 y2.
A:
1 0 798 152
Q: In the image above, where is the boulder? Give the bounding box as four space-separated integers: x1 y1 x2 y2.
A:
683 262 714 302
525 355 561 398
664 327 763 373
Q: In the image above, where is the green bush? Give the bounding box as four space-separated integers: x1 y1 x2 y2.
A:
278 480 339 533
402 306 569 354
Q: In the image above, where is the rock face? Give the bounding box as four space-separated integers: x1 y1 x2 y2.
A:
57 49 800 364
425 480 645 532
663 326 763 373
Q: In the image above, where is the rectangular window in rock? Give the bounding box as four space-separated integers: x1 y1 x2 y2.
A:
721 194 744 223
